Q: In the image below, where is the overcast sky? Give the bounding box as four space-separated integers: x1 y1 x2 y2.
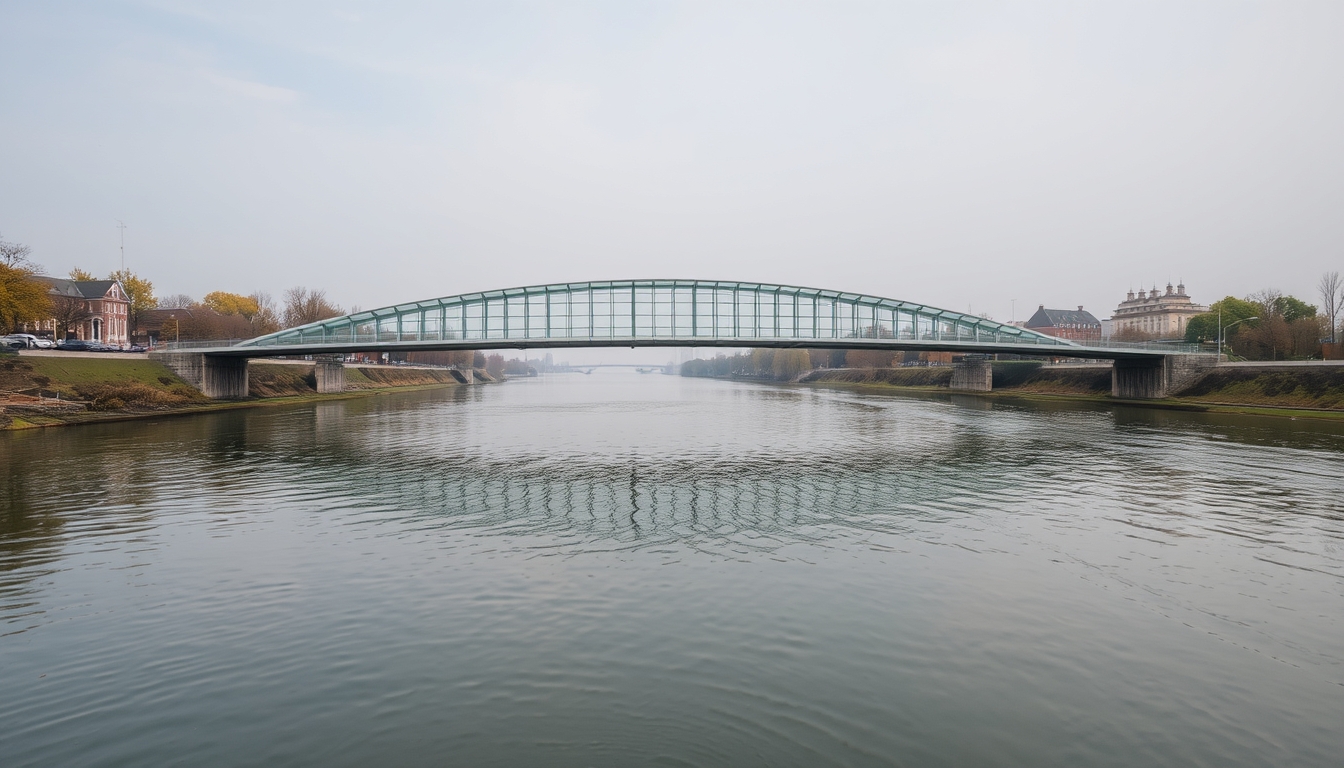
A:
3 1 1343 326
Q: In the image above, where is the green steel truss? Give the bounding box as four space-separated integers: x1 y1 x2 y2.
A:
236 279 1075 352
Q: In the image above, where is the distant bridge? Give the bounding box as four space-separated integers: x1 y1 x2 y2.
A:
155 280 1213 399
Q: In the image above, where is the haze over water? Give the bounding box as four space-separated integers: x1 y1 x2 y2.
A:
2 372 1342 766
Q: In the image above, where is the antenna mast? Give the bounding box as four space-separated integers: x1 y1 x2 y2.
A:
116 220 127 271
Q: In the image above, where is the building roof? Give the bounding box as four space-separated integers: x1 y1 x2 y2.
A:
1025 305 1101 328
36 277 125 300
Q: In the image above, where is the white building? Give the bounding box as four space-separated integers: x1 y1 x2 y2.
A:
1109 283 1208 340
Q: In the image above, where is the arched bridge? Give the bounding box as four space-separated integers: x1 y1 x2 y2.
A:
225 279 1188 358
155 280 1213 399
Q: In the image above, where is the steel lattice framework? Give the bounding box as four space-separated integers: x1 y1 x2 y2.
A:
230 279 1083 355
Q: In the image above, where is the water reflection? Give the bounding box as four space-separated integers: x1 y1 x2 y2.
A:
2 374 1343 766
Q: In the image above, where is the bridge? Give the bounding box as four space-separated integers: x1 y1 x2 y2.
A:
151 279 1214 399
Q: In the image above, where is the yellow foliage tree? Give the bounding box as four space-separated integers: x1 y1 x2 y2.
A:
68 267 96 281
202 291 261 318
0 262 52 333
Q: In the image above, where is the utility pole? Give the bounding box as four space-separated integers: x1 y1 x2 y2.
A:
116 220 127 271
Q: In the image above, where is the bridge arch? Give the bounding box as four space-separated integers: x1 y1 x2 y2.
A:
237 279 1074 354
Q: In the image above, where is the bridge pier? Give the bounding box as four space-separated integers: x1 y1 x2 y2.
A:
314 358 345 394
950 357 993 392
150 352 249 399
1112 354 1217 399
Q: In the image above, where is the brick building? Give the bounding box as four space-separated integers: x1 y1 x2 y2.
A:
1023 305 1102 343
25 278 131 345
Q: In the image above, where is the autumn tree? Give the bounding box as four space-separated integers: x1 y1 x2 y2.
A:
0 262 52 333
203 291 261 319
750 348 775 375
771 349 811 380
282 287 343 328
68 267 96 281
108 269 155 339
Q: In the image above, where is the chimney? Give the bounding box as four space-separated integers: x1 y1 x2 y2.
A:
1078 305 1084 312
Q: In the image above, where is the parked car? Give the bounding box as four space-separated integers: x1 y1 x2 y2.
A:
57 338 96 351
1 335 27 349
124 344 147 353
1 333 54 349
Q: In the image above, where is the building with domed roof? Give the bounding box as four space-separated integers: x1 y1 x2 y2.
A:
1109 283 1207 340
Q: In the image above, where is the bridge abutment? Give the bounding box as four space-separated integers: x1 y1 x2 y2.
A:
950 358 993 392
1112 354 1217 399
314 358 345 394
151 352 249 399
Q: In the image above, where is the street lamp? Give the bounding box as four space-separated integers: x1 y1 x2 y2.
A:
1217 307 1258 361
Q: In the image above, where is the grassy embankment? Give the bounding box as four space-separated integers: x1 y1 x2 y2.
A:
799 361 1112 394
0 355 476 429
800 361 1344 417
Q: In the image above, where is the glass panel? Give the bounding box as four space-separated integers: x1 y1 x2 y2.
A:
570 293 590 337
486 299 505 339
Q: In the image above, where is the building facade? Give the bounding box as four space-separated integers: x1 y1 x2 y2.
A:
1023 305 1103 342
25 278 131 345
1109 283 1207 340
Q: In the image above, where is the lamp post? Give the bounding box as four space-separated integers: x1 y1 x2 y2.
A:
1217 308 1258 361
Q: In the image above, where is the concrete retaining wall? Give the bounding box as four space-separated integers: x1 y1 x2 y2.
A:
950 359 993 392
150 352 249 399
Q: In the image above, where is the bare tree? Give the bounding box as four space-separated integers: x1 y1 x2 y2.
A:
282 287 343 328
157 294 197 309
1322 271 1342 344
249 292 281 335
50 295 92 339
0 234 42 272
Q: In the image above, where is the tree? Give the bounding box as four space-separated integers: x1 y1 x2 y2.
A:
0 262 51 333
50 294 92 339
1320 271 1341 344
249 292 281 335
203 291 261 319
108 269 155 339
157 294 196 309
68 267 96 281
771 349 811 380
282 287 343 328
485 353 505 379
750 348 775 375
0 234 41 272
1185 296 1260 343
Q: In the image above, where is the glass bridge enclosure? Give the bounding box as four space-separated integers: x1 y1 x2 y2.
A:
238 280 1072 350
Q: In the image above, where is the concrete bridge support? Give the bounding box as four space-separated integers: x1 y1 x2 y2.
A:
150 352 249 399
314 359 345 394
950 358 993 392
1112 354 1218 399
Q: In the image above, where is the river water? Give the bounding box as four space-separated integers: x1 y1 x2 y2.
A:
2 372 1342 766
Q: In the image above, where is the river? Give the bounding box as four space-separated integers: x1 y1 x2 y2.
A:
2 372 1342 766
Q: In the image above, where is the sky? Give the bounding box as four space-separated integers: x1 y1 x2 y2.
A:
3 1 1343 328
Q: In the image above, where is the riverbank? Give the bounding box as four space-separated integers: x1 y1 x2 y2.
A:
796 362 1344 421
0 354 483 430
